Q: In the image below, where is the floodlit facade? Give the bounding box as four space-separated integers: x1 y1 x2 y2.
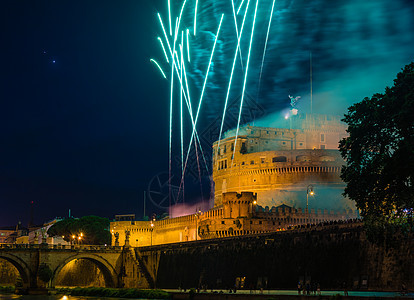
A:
111 114 358 247
212 113 354 211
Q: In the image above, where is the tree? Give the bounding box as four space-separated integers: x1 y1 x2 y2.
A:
339 62 414 233
38 264 53 283
47 215 111 245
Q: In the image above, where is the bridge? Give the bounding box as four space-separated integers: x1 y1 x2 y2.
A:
1 222 412 292
0 243 155 292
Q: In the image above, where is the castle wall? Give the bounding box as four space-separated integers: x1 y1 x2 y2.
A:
151 223 414 291
212 115 353 210
111 193 357 247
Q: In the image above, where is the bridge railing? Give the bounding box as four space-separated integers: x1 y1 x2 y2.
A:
0 243 124 251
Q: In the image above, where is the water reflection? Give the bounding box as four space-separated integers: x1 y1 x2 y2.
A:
0 294 146 300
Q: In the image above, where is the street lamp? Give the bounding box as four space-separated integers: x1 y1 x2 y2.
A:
195 209 201 241
306 185 314 225
150 222 154 246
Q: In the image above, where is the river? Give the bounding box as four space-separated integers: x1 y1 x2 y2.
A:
0 295 150 300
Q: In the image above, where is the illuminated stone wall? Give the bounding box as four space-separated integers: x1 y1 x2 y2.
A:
110 192 357 247
0 259 19 285
151 224 414 291
212 114 354 210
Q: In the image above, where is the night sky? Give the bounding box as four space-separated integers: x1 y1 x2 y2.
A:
1 0 413 227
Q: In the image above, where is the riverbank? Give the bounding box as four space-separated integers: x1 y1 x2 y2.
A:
166 289 413 300
0 286 13 293
55 287 170 298
0 286 170 298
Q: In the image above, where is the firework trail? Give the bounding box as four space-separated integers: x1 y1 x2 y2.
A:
150 0 414 206
152 0 277 204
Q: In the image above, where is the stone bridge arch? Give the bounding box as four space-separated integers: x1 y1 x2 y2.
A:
0 253 32 289
51 253 118 288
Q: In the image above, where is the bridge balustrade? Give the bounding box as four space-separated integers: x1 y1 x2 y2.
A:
0 243 123 251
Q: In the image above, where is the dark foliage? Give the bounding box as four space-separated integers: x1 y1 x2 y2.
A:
339 62 414 235
47 215 111 245
38 264 53 283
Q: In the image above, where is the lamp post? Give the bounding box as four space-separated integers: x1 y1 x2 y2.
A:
306 185 314 225
150 222 154 246
195 209 201 241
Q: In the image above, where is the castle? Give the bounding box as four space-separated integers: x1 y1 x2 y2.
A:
110 114 358 247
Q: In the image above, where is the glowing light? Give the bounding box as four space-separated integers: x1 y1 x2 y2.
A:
168 0 172 36
186 29 190 62
150 58 167 79
285 115 289 119
237 0 245 14
233 0 259 162
217 0 251 163
258 0 276 98
231 0 243 69
157 37 169 63
157 13 173 56
184 14 224 177
169 53 175 210
194 0 198 35
291 108 298 115
180 33 184 184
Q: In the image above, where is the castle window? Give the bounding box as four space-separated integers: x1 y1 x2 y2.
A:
250 160 254 165
223 145 227 153
251 130 254 134
241 161 245 165
240 142 247 154
320 145 326 149
250 146 254 152
261 158 265 164
221 221 225 224
250 221 253 224
273 156 287 163
299 143 303 146
320 156 335 161
296 155 311 162
266 131 269 134
224 160 227 169
231 143 234 151
321 133 325 142
259 221 262 224
282 141 286 145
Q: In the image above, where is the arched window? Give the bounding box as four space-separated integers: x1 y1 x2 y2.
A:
320 156 335 161
272 156 287 163
296 155 311 162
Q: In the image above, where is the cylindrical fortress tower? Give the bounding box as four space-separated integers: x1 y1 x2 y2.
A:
212 114 355 211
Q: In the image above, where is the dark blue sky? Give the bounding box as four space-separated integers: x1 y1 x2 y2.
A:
0 1 170 226
1 0 413 226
